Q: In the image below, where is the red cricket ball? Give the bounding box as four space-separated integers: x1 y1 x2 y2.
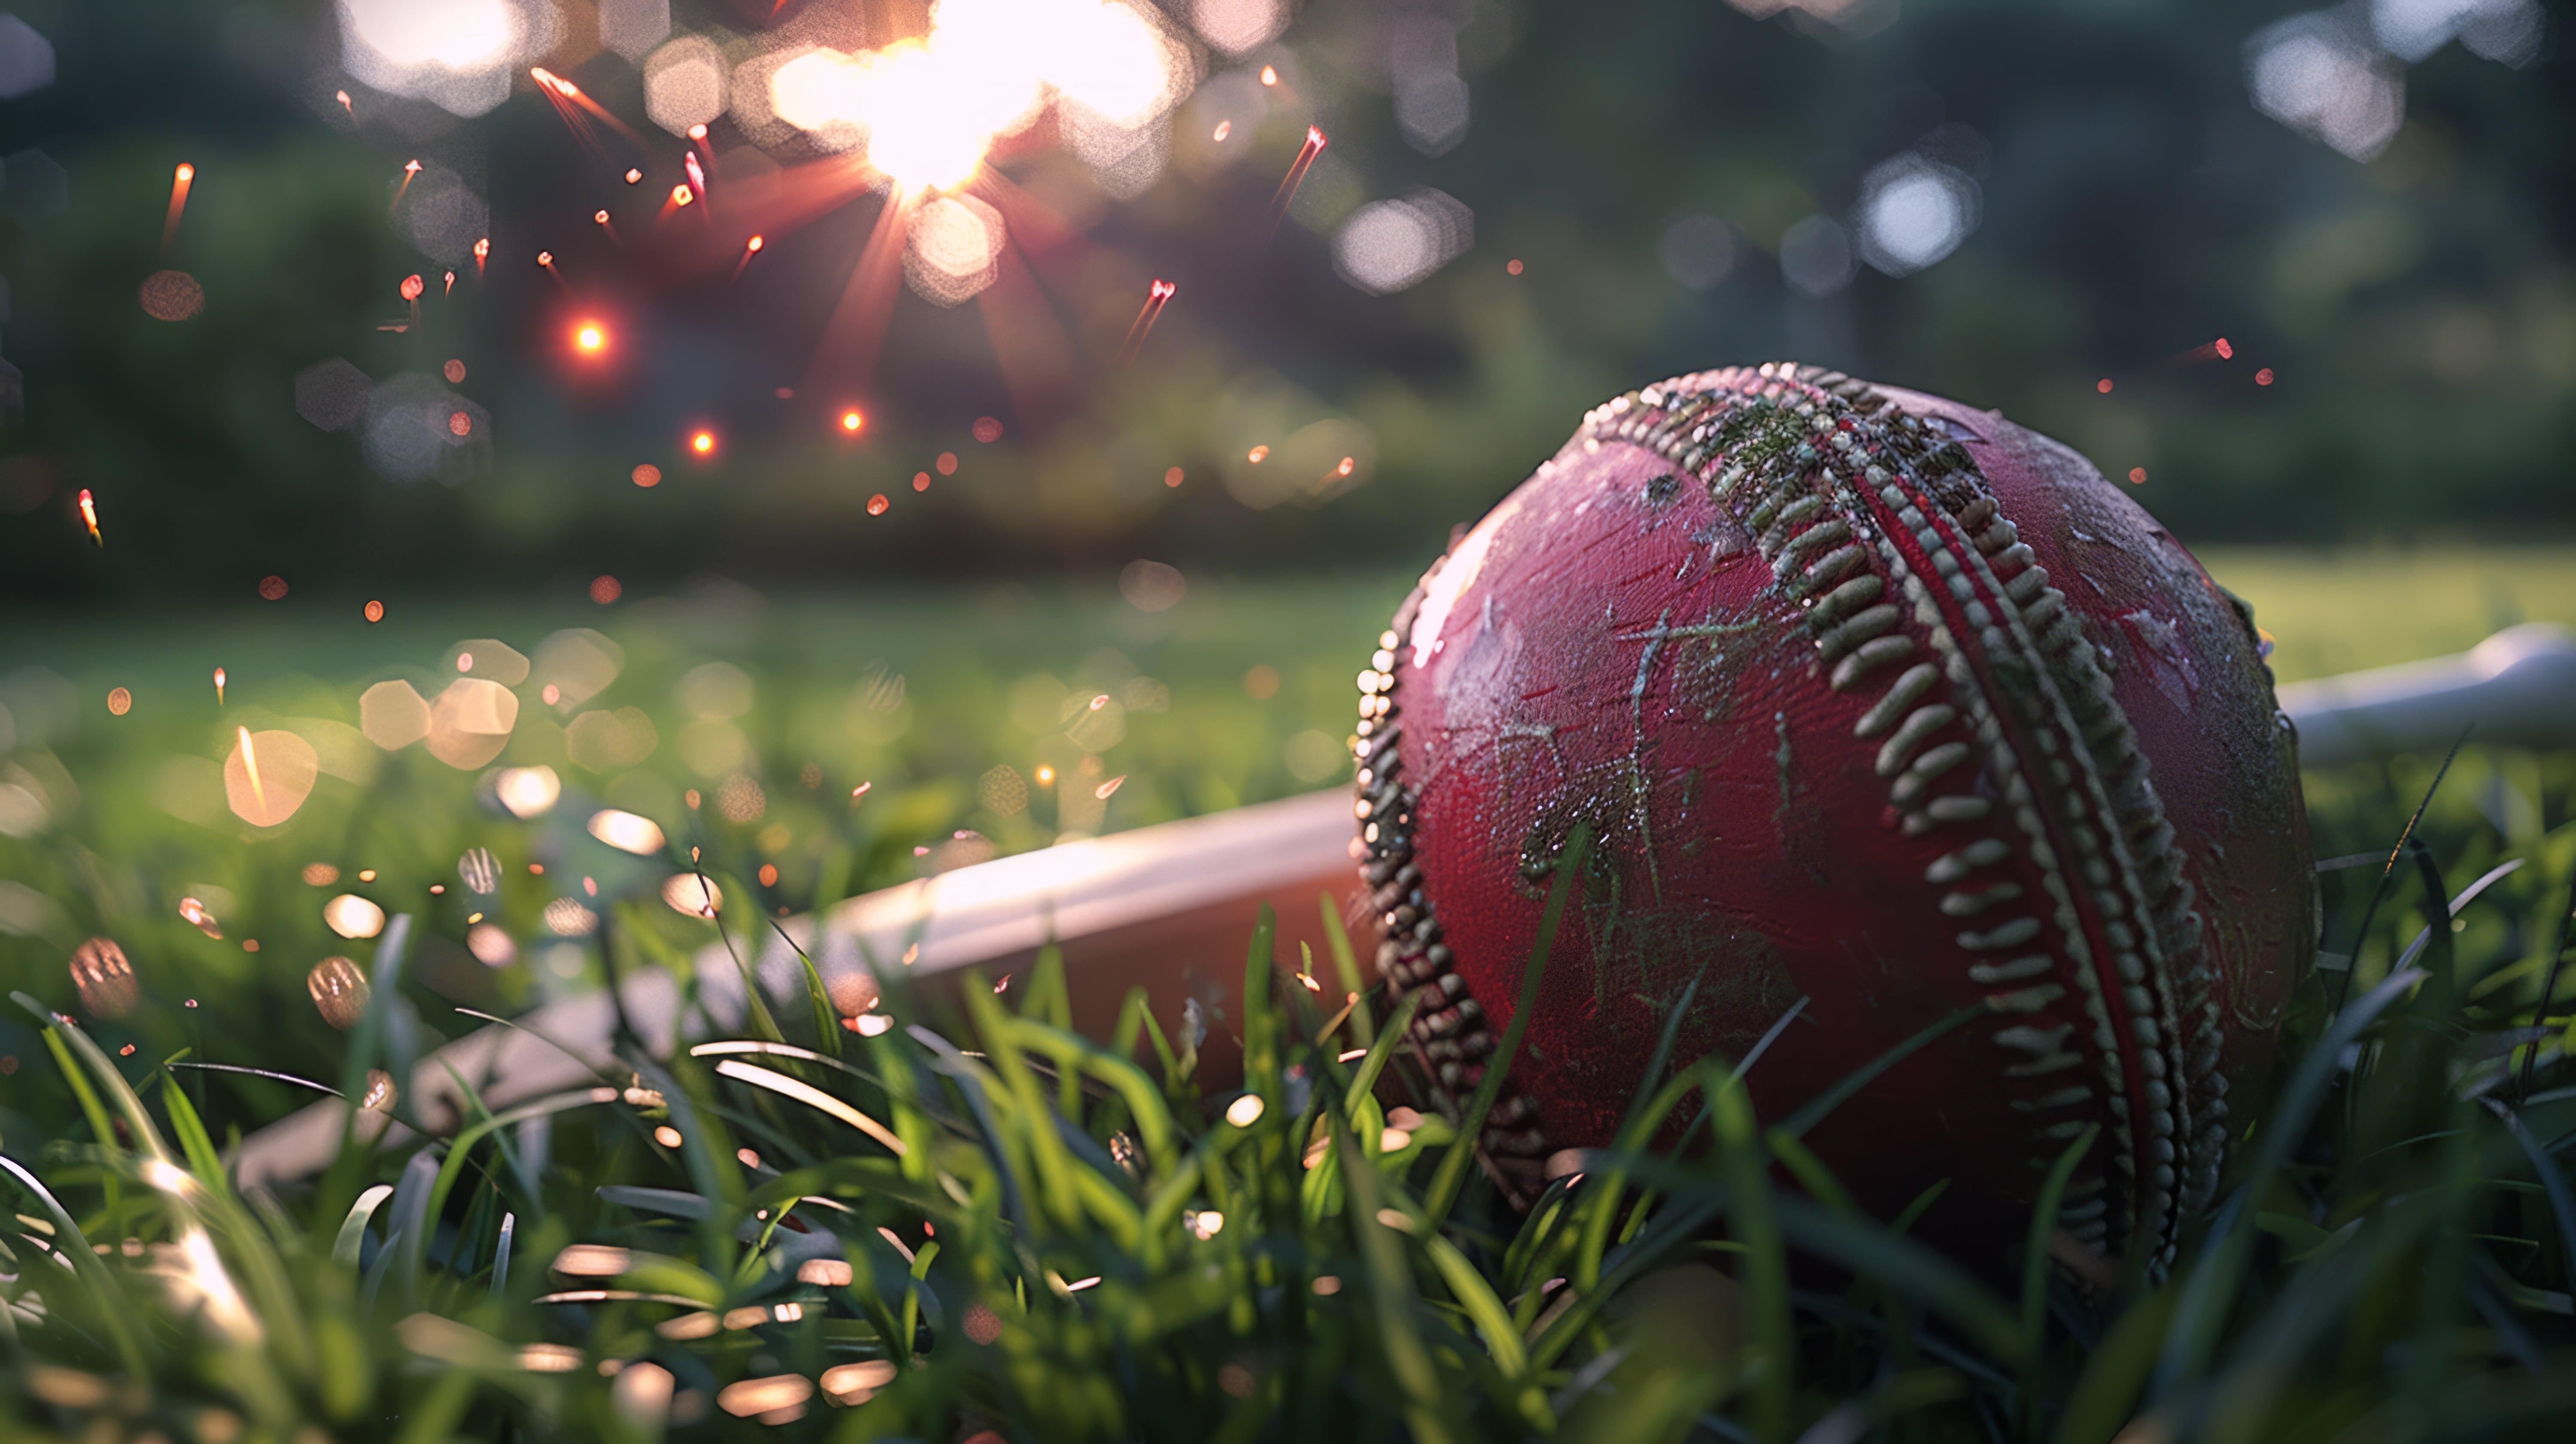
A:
1355 362 2314 1276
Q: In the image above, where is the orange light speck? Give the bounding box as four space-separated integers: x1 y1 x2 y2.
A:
1260 66 1278 85
175 163 194 182
632 463 662 487
1506 258 1523 276
1247 445 1269 463
2096 378 2113 394
840 408 865 434
690 430 716 456
746 235 764 252
936 451 957 476
866 494 890 517
574 322 606 353
364 599 385 623
594 209 611 225
625 168 642 184
672 184 694 207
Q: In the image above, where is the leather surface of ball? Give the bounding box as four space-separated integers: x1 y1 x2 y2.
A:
1353 362 2315 1274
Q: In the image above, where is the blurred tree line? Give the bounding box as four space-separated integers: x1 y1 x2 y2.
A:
0 0 2570 605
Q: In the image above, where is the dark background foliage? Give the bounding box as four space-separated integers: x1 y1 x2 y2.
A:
1 0 2570 604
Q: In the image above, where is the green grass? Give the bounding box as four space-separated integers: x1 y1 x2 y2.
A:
2198 547 2576 684
2 555 2575 1442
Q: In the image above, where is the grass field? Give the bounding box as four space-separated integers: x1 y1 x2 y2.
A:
1 550 2573 1441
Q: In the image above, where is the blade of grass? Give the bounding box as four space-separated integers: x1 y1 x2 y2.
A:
1425 827 1589 1224
1772 1004 1982 1143
1334 1113 1459 1444
1708 1067 1791 1442
1319 891 1374 1047
0 1152 150 1376
2328 727 2467 1014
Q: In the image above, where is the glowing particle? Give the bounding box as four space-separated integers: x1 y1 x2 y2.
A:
912 474 929 492
661 873 722 918
400 274 425 301
179 897 222 937
495 766 559 818
1187 1210 1224 1240
304 863 338 886
589 808 666 855
1247 445 1269 463
472 237 489 262
1225 1094 1264 1127
1118 279 1176 365
2256 368 2275 386
756 863 778 887
1034 765 1054 785
307 956 370 1029
1267 126 1327 230
851 781 871 801
625 168 642 184
654 1125 683 1148
745 234 763 252
632 464 660 487
1259 66 1277 85
107 687 131 715
936 451 957 475
77 489 101 545
671 184 693 207
690 430 716 455
336 90 351 112
867 494 889 516
456 653 473 672
543 684 559 704
1335 456 1355 477
972 416 1003 443
2215 337 2234 360
1095 775 1124 800
213 667 226 704
687 124 706 141
594 209 610 225
444 359 466 383
2127 467 2147 484
448 411 472 437
1507 258 1524 276
365 599 385 622
323 894 387 940
1243 664 1279 699
443 270 455 295
590 575 622 604
536 250 554 268
1213 120 1231 142
403 159 421 176
69 938 139 1020
357 869 376 883
1164 466 1184 487
574 322 606 353
258 575 289 601
840 408 865 433
2096 378 2113 394
1089 694 1109 710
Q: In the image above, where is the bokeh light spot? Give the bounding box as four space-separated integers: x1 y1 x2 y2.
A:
140 270 205 321
590 575 623 604
632 464 661 487
867 494 890 517
106 687 131 716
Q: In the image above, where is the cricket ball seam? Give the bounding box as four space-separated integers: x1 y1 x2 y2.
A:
1361 361 2238 1272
